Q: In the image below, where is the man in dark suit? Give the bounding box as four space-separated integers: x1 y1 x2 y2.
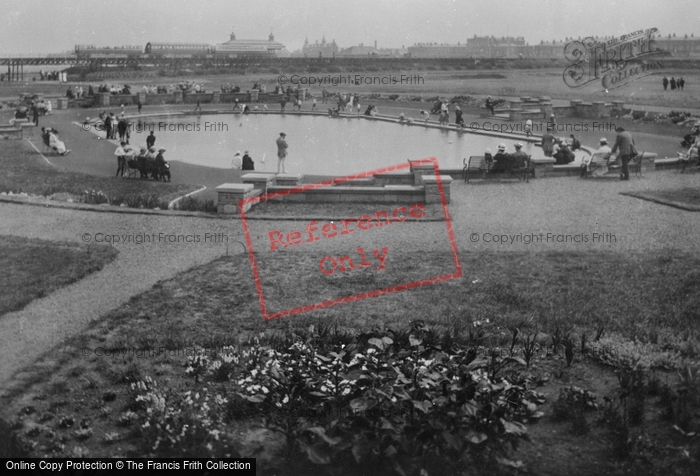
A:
610 127 635 181
146 131 156 149
276 132 288 173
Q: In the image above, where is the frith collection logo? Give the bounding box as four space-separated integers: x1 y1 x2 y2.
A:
562 28 670 91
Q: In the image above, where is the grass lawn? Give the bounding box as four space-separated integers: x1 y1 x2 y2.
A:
0 140 200 205
0 235 118 317
622 186 700 211
2 249 699 474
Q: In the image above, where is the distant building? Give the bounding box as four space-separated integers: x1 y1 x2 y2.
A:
302 37 339 57
656 34 700 57
338 44 380 57
215 28 286 57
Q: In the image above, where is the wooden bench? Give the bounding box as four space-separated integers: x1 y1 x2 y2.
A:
463 155 491 183
679 152 700 173
608 153 646 178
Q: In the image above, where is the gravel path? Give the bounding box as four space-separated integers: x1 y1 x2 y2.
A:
1 168 700 388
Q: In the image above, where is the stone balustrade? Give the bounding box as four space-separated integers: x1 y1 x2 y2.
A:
274 173 303 187
241 173 276 193
216 183 262 214
422 175 453 204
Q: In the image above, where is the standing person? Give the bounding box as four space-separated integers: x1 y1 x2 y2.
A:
662 76 669 91
120 104 125 115
312 98 317 111
117 116 128 142
32 103 39 126
679 77 685 90
231 151 243 170
610 126 635 181
280 96 287 112
547 114 557 131
115 141 128 177
242 150 254 170
155 148 168 181
108 113 117 139
194 98 202 113
104 113 113 140
541 127 555 157
276 132 288 174
137 100 142 114
137 147 148 179
145 147 158 179
485 96 494 115
356 100 361 115
455 106 464 126
670 77 677 90
524 118 533 137
146 131 156 150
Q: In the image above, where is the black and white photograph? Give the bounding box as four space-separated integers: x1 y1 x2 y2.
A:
1 0 699 474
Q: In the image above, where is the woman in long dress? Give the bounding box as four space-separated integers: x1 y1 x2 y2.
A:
48 129 70 155
231 151 243 170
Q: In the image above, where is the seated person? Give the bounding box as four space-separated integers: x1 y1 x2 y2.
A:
490 143 511 173
48 129 70 155
398 113 406 123
484 148 493 170
511 143 528 168
581 138 612 177
569 134 582 151
553 140 575 164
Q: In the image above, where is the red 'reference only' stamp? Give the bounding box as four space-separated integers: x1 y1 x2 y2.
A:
240 158 461 320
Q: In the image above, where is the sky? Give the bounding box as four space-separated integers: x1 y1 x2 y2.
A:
0 0 695 56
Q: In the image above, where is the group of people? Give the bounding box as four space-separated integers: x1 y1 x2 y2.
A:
540 128 577 164
98 111 135 142
678 122 700 168
484 142 529 173
114 142 170 181
96 84 132 95
662 76 686 91
66 85 92 99
230 151 255 171
37 70 63 81
585 127 637 180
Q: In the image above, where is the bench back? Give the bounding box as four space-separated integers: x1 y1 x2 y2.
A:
465 155 489 171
